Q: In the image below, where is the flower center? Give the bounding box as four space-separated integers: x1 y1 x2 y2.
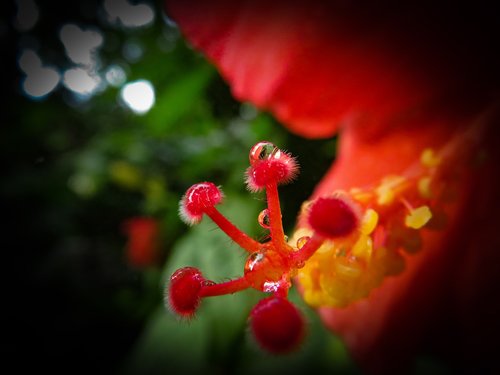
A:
166 133 472 351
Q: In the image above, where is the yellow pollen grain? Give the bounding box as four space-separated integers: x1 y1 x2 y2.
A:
352 234 373 260
350 187 373 204
418 176 433 199
335 258 363 279
405 205 433 229
421 148 441 168
303 290 323 307
316 240 335 254
376 175 406 205
361 209 379 235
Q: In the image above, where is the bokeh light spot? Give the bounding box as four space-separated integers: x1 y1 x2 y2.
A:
105 64 127 87
104 0 155 28
63 67 102 96
60 23 103 66
19 49 60 99
120 79 155 114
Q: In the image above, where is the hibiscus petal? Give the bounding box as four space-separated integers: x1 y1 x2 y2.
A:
165 0 499 139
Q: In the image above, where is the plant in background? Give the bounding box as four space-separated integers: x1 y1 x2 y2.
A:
122 217 161 268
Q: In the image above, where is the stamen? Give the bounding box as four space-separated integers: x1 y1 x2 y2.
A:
405 205 433 229
418 176 433 198
400 197 433 229
360 209 379 235
420 147 441 168
375 175 407 205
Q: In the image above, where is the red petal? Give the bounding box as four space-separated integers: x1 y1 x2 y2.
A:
165 0 498 139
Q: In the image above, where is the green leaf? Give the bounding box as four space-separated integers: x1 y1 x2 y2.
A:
146 64 215 135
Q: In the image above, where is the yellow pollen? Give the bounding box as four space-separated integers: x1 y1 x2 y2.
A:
352 234 373 260
335 257 363 279
421 148 441 168
361 209 379 235
350 187 373 204
418 176 433 199
376 175 406 205
303 290 323 307
296 146 448 309
405 205 433 229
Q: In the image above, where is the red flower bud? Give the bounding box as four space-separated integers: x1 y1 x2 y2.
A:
249 296 305 354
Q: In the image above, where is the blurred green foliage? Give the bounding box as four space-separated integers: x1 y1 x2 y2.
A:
5 1 346 374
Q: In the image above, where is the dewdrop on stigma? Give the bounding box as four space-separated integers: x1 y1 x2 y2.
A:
166 141 440 353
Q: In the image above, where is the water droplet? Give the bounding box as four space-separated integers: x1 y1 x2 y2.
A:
270 148 283 160
249 141 276 165
262 281 281 293
258 209 271 229
245 251 265 273
296 236 310 249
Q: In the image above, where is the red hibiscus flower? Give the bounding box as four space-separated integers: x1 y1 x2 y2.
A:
164 1 500 373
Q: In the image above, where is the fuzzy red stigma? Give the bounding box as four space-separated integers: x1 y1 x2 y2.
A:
246 141 298 191
179 182 223 225
168 267 205 317
250 296 305 354
307 196 360 238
